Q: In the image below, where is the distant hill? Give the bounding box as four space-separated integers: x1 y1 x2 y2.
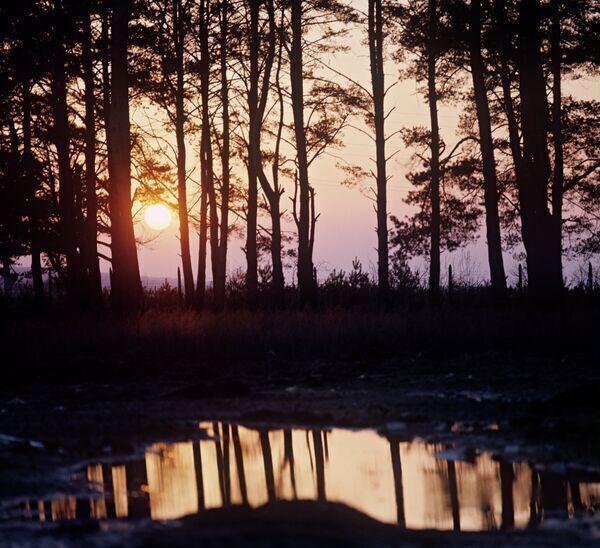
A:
6 267 182 290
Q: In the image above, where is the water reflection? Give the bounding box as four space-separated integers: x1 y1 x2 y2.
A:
20 423 600 531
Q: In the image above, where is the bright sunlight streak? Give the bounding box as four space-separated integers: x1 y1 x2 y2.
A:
144 203 172 231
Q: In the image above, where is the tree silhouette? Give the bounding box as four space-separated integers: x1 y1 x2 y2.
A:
0 0 597 308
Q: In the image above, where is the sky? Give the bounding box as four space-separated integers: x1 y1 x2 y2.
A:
121 24 599 287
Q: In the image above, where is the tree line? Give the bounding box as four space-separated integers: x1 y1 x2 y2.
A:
0 0 598 311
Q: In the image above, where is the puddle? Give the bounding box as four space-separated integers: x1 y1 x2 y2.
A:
7 422 600 532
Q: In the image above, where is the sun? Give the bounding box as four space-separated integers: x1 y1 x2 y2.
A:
144 203 172 231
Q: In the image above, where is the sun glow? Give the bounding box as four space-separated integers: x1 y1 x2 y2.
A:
144 204 172 231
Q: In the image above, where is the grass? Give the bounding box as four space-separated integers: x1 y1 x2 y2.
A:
1 301 599 386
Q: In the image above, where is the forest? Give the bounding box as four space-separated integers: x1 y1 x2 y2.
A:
0 0 598 312
1 1 600 546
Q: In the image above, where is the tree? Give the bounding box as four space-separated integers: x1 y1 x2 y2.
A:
390 126 481 284
393 0 449 301
465 0 506 296
425 0 442 302
51 0 85 305
173 0 196 306
107 0 143 312
81 2 103 306
488 0 599 298
286 0 358 304
368 0 389 300
15 2 45 307
213 0 231 311
195 0 215 308
135 0 196 306
247 0 285 305
517 0 562 298
289 0 316 305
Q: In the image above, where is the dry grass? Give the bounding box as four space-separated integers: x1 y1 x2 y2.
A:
1 303 598 385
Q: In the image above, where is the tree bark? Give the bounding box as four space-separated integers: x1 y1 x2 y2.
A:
517 0 563 299
468 0 506 296
196 179 208 307
82 6 103 306
248 0 284 305
108 0 142 312
197 0 215 308
173 0 195 307
271 23 286 304
21 7 45 309
245 162 259 305
52 0 83 305
213 0 230 312
245 1 260 307
290 0 315 305
369 0 389 301
550 0 564 287
427 0 441 304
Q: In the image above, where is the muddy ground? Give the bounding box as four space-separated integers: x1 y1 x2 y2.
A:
1 350 599 546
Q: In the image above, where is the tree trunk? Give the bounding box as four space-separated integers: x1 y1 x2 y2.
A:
468 0 506 296
245 1 260 307
82 6 103 306
214 0 230 312
550 0 564 286
173 0 195 307
196 181 208 307
101 2 113 179
271 20 286 305
198 0 219 309
21 10 45 309
247 0 284 306
245 162 258 305
290 0 315 305
269 198 285 303
196 0 213 308
207 80 220 310
101 2 117 292
108 0 142 312
427 0 441 304
369 0 389 301
517 0 562 299
52 0 83 305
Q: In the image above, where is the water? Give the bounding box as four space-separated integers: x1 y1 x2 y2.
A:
12 422 600 532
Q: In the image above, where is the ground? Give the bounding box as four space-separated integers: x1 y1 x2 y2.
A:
0 307 599 545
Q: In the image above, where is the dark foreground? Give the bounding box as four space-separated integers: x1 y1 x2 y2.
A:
0 306 599 546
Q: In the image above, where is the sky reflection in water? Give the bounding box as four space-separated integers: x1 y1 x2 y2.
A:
23 422 600 531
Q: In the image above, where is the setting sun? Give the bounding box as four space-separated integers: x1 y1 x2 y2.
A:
144 204 172 231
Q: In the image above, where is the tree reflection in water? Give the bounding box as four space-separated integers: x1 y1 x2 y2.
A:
21 422 600 531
